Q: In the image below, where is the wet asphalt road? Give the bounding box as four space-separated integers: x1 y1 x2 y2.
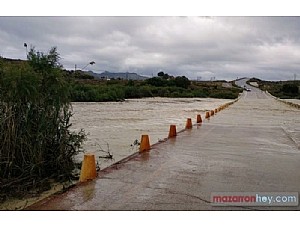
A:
27 79 300 210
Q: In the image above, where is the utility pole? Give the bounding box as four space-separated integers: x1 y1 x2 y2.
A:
24 43 28 58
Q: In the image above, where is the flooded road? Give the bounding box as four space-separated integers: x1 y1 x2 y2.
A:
71 98 232 169
28 81 300 210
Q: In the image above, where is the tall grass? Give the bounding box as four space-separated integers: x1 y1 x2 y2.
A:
0 47 86 201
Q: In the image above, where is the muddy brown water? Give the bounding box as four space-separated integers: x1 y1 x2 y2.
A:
71 97 232 169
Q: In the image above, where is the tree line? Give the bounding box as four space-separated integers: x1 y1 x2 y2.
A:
70 71 242 102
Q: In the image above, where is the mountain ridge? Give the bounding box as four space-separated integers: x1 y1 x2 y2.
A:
87 70 148 80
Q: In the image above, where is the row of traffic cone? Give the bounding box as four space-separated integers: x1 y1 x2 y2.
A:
79 102 234 183
139 100 236 154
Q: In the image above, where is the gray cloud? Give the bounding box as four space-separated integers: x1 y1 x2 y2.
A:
1 16 300 80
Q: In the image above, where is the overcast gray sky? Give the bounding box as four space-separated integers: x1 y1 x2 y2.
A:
0 16 300 80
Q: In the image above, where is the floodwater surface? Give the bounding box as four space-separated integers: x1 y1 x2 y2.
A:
71 97 232 169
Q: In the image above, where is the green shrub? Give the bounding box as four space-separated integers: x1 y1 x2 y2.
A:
210 91 237 99
0 47 86 201
174 76 191 89
146 77 168 87
192 89 208 98
139 86 154 97
281 83 299 94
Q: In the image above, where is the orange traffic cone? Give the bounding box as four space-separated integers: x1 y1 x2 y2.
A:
79 154 97 182
140 134 150 152
185 118 192 129
168 125 177 138
196 114 202 123
205 111 210 119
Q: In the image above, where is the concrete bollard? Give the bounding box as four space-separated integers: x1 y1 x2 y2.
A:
79 154 97 183
168 125 177 138
196 114 202 123
185 118 193 129
140 134 150 152
205 111 210 119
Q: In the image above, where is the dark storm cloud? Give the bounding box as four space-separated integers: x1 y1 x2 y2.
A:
1 16 300 80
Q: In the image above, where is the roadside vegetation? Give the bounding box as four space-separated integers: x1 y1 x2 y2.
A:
248 78 300 99
0 48 86 202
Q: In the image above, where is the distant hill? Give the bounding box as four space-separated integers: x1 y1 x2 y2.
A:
0 57 25 64
1 57 23 62
87 71 148 80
